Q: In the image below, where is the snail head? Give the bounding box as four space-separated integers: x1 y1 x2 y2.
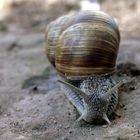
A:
58 80 111 124
58 78 134 124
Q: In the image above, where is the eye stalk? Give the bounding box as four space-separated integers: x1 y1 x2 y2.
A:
58 80 90 102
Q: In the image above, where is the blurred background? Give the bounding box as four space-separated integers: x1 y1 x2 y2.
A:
0 0 140 139
0 0 139 64
0 0 140 37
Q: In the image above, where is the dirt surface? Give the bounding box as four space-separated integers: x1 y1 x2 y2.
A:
0 0 140 139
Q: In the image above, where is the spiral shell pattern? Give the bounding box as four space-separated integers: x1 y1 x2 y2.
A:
45 11 120 79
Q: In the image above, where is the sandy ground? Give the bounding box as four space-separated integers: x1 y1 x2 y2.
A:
0 0 140 139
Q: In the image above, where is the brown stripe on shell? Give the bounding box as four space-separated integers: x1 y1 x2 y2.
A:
56 63 116 76
45 11 120 68
56 47 117 66
60 24 119 49
55 22 119 77
73 11 120 41
45 14 74 66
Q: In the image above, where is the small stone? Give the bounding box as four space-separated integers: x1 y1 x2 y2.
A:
117 137 121 140
32 86 38 91
120 104 125 108
69 130 73 134
62 137 68 140
4 114 8 117
129 86 135 91
68 112 71 116
132 125 134 127
54 120 57 124
124 108 127 110
64 125 70 129
102 125 108 128
59 124 62 128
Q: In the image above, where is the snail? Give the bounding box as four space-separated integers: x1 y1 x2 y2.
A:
45 10 129 124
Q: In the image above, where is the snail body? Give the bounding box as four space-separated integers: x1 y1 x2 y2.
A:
59 75 118 124
45 11 122 124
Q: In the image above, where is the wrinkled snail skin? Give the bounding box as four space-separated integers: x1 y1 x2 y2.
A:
58 75 118 124
45 11 121 124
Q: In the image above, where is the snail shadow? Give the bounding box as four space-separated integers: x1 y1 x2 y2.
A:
22 66 59 94
116 62 139 92
117 62 140 77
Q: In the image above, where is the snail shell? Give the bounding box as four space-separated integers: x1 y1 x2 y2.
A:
45 11 121 124
45 10 120 80
45 14 74 66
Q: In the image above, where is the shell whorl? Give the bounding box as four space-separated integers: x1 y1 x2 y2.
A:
45 14 74 66
45 10 120 80
56 23 119 78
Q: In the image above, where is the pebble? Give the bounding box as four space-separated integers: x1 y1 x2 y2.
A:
62 137 68 140
69 130 73 134
102 125 108 128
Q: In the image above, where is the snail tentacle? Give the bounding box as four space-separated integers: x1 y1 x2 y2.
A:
58 80 89 101
103 78 133 99
58 80 85 114
103 114 111 125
